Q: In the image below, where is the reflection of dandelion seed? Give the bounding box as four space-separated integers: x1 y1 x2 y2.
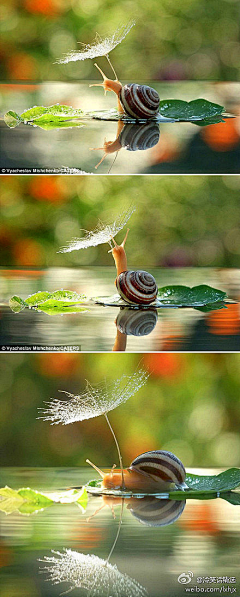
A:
56 22 135 64
39 369 149 425
40 549 147 597
58 205 136 253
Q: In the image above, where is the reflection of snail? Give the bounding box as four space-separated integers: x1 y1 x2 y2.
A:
112 308 158 351
116 308 158 336
91 58 160 119
92 121 160 169
110 229 158 305
128 496 186 527
87 449 186 492
90 495 186 527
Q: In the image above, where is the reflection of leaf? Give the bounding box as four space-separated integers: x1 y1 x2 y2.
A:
221 492 240 506
186 468 240 492
4 105 84 130
40 548 147 597
39 370 149 424
9 290 87 315
194 302 227 313
158 284 227 306
159 99 224 121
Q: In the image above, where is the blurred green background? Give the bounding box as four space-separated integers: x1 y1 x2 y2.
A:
1 175 240 268
0 0 240 82
1 352 240 468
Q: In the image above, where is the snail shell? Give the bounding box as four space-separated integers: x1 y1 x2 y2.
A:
119 84 160 120
119 122 160 151
130 450 186 489
128 496 186 527
116 270 158 305
116 308 158 336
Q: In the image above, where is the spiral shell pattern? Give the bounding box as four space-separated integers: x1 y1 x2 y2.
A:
119 84 160 119
119 123 160 151
130 450 186 486
116 309 157 336
129 497 186 527
116 270 158 305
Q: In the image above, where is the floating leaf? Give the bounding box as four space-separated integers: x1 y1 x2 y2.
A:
159 99 224 121
39 369 149 425
59 205 135 253
4 105 84 130
158 284 227 306
0 486 88 515
40 548 147 597
9 295 27 313
18 488 54 506
4 110 23 128
186 468 240 492
0 487 25 514
9 290 87 315
56 21 135 63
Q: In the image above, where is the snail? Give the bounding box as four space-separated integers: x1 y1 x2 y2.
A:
91 121 160 170
87 450 186 493
110 229 158 305
90 58 160 119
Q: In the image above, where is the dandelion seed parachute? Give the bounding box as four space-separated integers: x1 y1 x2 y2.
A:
56 22 135 64
39 369 149 425
40 549 147 597
58 205 136 253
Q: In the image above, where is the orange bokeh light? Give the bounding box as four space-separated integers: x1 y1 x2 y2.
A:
13 238 44 266
28 177 68 204
202 119 240 152
144 353 186 379
207 303 240 335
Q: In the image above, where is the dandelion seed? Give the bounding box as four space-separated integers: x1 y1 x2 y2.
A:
56 21 135 64
38 369 149 425
58 205 136 253
40 549 147 597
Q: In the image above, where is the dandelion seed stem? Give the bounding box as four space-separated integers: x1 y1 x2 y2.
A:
104 413 125 489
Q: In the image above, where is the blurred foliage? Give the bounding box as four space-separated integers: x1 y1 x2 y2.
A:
0 353 240 468
0 0 240 82
0 175 240 268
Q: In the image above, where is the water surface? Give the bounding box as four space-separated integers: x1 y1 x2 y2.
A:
0 82 239 174
0 467 239 597
0 267 240 351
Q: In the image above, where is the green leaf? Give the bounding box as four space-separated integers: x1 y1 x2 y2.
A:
18 488 54 506
18 104 84 129
158 284 227 306
77 487 88 509
159 99 224 121
0 487 25 514
186 468 240 492
9 295 27 313
194 302 227 313
25 291 53 306
4 110 23 128
9 290 88 316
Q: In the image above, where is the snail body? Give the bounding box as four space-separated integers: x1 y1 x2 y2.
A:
110 230 158 306
87 450 186 493
91 62 160 120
